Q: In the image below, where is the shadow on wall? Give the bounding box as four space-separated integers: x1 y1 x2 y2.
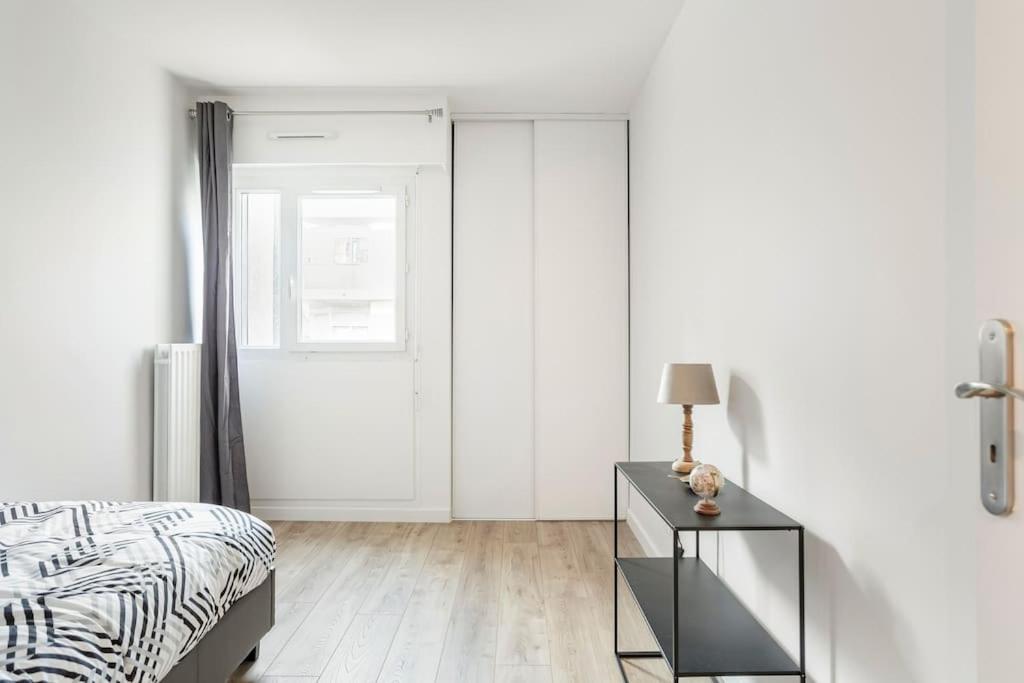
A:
716 527 918 683
810 532 917 683
720 374 917 682
726 373 767 489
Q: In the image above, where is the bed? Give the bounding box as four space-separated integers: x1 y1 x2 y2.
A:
0 501 276 682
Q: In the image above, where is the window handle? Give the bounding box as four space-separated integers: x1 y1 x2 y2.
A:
288 276 296 301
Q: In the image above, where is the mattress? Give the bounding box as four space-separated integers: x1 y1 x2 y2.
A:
0 502 275 682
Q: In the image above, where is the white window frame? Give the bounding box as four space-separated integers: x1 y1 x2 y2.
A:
233 165 414 355
233 190 282 349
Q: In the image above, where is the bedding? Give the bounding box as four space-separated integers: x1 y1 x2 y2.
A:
0 501 275 682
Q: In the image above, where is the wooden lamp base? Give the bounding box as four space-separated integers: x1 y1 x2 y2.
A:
672 457 697 474
672 405 698 474
694 498 721 516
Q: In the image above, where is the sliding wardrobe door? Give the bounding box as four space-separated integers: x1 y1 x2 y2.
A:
534 121 628 519
452 122 534 519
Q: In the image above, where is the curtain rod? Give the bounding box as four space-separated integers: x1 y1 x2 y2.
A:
188 107 445 122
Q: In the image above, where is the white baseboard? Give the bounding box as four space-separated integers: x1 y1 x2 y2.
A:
251 504 451 523
253 502 664 535
626 507 658 557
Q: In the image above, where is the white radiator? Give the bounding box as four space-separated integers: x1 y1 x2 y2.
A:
153 343 201 502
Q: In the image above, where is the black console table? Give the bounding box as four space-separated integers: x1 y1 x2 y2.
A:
613 461 805 681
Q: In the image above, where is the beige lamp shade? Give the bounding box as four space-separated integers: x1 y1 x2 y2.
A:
657 363 720 405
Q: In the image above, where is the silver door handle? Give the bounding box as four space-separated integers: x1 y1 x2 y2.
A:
966 319 1015 515
955 381 1024 402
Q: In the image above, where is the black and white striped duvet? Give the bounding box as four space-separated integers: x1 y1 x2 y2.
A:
0 502 275 682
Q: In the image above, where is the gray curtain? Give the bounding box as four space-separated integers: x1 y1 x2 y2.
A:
196 101 250 512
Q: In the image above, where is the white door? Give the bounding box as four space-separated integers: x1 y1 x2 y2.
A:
533 120 628 519
232 165 419 516
452 122 536 519
971 2 1024 679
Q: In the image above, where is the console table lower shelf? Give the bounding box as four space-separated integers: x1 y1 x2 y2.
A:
616 557 801 679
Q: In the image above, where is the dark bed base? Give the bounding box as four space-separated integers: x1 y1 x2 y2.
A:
162 571 275 683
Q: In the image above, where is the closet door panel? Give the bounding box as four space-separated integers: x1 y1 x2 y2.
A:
534 121 628 519
452 122 534 519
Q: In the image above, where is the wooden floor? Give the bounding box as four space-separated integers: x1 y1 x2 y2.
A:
232 520 693 683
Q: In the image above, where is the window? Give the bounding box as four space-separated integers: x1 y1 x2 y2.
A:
233 167 410 353
298 194 401 344
235 192 280 348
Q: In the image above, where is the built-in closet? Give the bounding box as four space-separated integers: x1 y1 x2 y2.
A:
453 119 628 519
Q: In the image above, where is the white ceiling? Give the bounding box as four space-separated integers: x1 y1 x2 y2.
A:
72 0 683 112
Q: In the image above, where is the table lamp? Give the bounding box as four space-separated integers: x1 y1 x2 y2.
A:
657 363 720 474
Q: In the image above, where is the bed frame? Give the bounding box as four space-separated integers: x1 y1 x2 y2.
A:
162 571 275 683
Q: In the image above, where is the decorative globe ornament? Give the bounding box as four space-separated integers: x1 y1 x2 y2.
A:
688 464 725 516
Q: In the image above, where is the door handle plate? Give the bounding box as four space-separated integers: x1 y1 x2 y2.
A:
978 319 1014 515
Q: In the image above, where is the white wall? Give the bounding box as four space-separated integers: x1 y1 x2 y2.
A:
0 1 195 500
628 2 965 681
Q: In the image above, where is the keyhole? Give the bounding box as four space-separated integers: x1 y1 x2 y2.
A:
990 444 998 463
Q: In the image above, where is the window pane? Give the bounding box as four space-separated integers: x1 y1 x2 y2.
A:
238 192 279 347
299 195 398 343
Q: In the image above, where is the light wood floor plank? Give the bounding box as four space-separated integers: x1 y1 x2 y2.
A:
266 530 406 677
502 521 538 544
319 613 402 683
435 521 504 682
339 521 376 542
376 529 467 682
431 520 473 552
540 592 605 683
276 522 354 605
274 522 338 596
361 523 440 615
536 523 588 599
496 541 549 667
495 665 554 683
537 523 604 683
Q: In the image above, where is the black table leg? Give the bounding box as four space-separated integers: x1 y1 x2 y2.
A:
614 465 619 655
673 529 679 682
798 528 806 681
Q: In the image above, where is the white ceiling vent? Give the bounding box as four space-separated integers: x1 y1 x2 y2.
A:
268 131 338 141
